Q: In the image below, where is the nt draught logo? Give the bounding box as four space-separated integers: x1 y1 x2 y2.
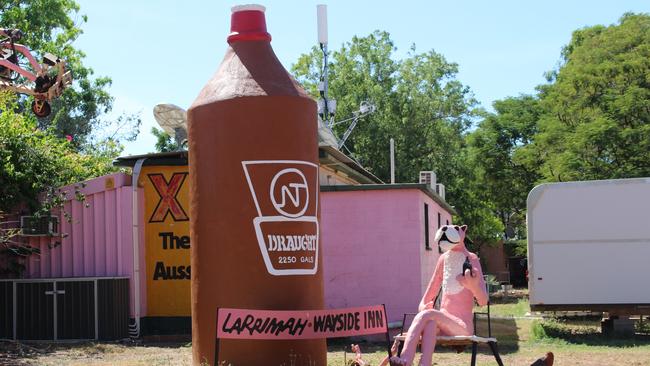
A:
242 160 319 276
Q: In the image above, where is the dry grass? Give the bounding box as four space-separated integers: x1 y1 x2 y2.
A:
329 345 650 366
3 322 650 366
328 315 650 366
0 341 193 366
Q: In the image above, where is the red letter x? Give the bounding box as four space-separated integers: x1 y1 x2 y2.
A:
148 173 189 223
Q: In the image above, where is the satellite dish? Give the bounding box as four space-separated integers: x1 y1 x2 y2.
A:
153 103 188 148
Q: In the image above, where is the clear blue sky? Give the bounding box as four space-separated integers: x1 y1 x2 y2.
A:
73 0 649 156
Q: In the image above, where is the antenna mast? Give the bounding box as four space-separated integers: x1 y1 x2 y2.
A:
316 5 375 152
317 5 335 127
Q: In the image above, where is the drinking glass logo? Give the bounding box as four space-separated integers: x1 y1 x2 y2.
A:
270 168 309 218
243 160 319 276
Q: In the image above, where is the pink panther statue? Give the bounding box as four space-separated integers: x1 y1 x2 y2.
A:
391 224 488 366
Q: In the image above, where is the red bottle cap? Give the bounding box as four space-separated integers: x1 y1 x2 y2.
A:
227 4 272 43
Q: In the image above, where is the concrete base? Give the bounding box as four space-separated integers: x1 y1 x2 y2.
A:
601 315 635 337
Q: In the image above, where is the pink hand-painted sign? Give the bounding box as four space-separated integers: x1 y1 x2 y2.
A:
216 305 387 340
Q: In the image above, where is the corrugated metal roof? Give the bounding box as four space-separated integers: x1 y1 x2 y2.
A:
112 147 383 184
113 151 188 167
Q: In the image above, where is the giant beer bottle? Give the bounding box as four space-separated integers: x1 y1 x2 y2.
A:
188 4 325 366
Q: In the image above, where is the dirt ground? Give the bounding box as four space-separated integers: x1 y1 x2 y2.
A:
2 333 650 366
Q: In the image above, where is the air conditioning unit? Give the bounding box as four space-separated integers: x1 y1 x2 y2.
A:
419 171 436 189
20 215 59 236
435 184 446 201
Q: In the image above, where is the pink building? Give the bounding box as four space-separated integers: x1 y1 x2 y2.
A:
1 173 138 340
21 173 139 290
321 185 453 323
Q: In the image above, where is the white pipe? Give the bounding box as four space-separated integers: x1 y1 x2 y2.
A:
390 138 395 184
130 158 146 338
323 43 329 122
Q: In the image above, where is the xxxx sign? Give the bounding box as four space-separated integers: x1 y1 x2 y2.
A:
148 172 189 223
142 166 191 316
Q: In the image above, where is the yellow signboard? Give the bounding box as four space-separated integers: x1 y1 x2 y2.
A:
141 165 191 316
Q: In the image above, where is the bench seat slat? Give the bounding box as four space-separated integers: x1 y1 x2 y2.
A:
394 334 497 344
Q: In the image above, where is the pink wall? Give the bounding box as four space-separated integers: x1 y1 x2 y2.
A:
321 187 452 323
23 173 144 317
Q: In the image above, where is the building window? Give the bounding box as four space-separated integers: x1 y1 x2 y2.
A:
424 203 431 250
446 219 449 225
437 212 441 230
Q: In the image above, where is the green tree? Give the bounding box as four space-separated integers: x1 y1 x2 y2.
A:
531 13 650 181
468 95 542 240
292 31 502 245
0 92 117 213
151 126 183 152
466 13 650 252
294 32 477 182
0 0 139 146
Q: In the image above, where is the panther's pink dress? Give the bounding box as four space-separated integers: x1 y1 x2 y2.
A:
394 231 487 366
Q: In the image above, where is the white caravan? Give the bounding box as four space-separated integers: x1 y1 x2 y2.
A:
527 177 650 315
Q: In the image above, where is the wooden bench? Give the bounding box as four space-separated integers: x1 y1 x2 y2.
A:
394 299 505 365
393 332 503 366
